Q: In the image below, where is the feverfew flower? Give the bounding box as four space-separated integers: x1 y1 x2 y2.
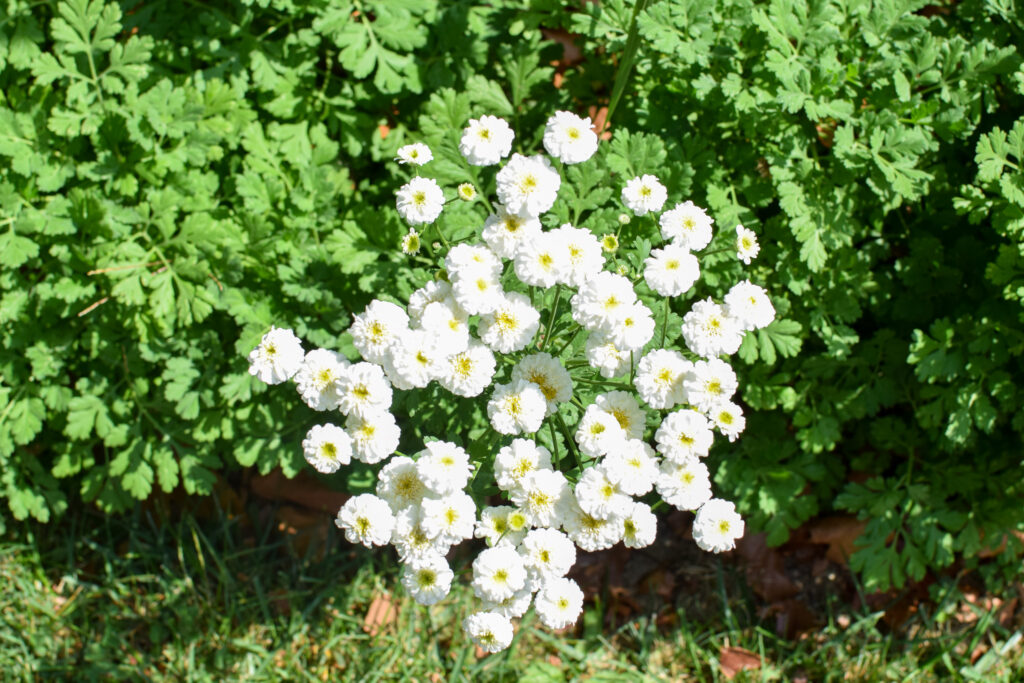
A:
460 115 515 166
248 327 304 385
543 111 599 164
621 174 667 216
736 224 760 264
562 502 624 552
478 293 540 354
386 329 443 390
644 244 700 297
302 423 352 474
621 501 658 549
438 341 496 398
421 492 477 546
337 362 393 419
683 358 738 413
520 528 576 583
514 231 569 288
451 270 504 316
693 499 745 553
445 243 502 281
601 440 659 496
335 494 395 547
376 456 428 512
346 410 400 464
574 466 631 520
575 404 627 458
396 142 432 166
487 380 547 435
401 229 421 255
655 410 714 462
571 272 637 331
511 353 573 415
602 301 655 352
482 205 543 259
494 439 552 492
659 201 714 251
408 280 454 324
534 578 584 630
350 299 410 365
472 546 528 602
416 441 472 495
294 348 347 411
463 612 514 653
402 553 453 605
476 506 527 547
496 153 561 218
584 331 635 379
600 233 619 253
634 349 690 410
457 183 477 201
680 297 744 359
511 469 571 528
708 400 746 442
550 224 604 287
483 587 534 619
656 457 713 511
419 301 470 356
595 391 646 440
392 507 450 562
396 176 444 225
724 280 776 331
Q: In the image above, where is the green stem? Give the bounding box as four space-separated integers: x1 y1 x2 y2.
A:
433 220 451 250
554 412 582 470
553 325 583 358
661 296 670 347
539 285 563 351
548 420 561 471
604 0 651 133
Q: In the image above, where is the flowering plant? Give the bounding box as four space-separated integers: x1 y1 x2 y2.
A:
248 110 776 652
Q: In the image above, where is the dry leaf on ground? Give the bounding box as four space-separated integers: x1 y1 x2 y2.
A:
719 646 762 679
363 593 397 636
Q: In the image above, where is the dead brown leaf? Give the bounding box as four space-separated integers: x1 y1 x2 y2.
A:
250 470 349 514
363 593 397 636
719 646 761 679
807 516 866 566
587 105 612 140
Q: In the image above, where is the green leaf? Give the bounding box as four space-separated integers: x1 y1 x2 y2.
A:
0 232 38 268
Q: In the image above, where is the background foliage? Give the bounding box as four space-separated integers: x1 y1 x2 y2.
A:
1 0 1023 593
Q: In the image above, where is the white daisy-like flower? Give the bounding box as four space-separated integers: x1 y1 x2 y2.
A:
708 400 746 442
345 410 400 464
416 441 472 496
519 528 577 584
462 612 514 653
511 353 573 415
483 586 534 619
248 327 305 385
301 423 353 474
376 456 428 512
621 174 667 216
550 224 605 288
584 331 635 379
601 439 659 496
396 176 445 225
574 466 631 520
396 142 432 166
693 498 745 553
736 224 760 264
350 299 410 365
472 545 528 602
655 456 713 511
514 231 570 288
681 297 744 359
634 349 691 410
438 340 496 398
400 229 421 255
335 494 395 547
683 358 738 413
385 329 443 390
654 409 715 462
724 280 776 331
475 505 527 547
294 348 348 411
621 501 657 549
644 244 700 297
494 439 552 493
482 205 544 260
562 501 624 552
337 362 393 419
458 183 477 201
602 300 655 352
575 404 627 459
421 492 477 546
401 552 453 605
408 280 454 324
594 391 646 440
451 270 505 316
534 577 585 630
419 300 471 356
571 272 637 332
496 153 561 218
510 469 571 528
543 111 599 164
392 506 451 563
445 243 502 281
659 201 714 251
487 380 547 435
601 233 619 253
478 292 541 354
459 115 515 166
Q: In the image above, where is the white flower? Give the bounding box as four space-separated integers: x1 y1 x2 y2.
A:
345 410 400 464
683 358 738 412
401 229 421 255
445 243 502 281
644 245 700 297
736 224 760 264
654 410 714 462
487 380 547 435
419 301 470 356
408 280 454 324
562 501 623 552
550 224 605 287
459 115 515 166
621 501 657 549
575 404 627 459
659 201 714 251
478 292 541 354
681 298 744 359
584 331 635 379
621 174 667 216
451 270 505 316
601 439 659 496
602 300 655 352
396 142 432 166
463 612 514 653
386 329 443 390
392 506 450 562
708 400 745 442
421 492 477 546
482 205 543 259
396 176 445 225
514 231 569 288
248 327 304 385
416 441 472 496
543 111 599 164
376 456 428 512
511 469 571 528
350 299 410 365
335 494 395 547
496 153 561 218
494 439 552 493
520 528 576 584
458 183 477 201
337 362 393 419
475 505 527 547
594 391 646 440
438 340 496 397
693 498 745 553
534 577 584 630
574 466 631 520
724 280 776 331
655 456 713 511
511 353 573 415
401 552 453 605
483 586 534 619
294 348 348 411
571 272 637 332
634 349 691 410
472 545 528 602
302 423 353 474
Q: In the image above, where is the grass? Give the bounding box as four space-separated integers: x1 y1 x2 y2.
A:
1 490 1021 682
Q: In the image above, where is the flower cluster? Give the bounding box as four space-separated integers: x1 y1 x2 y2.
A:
247 110 775 653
